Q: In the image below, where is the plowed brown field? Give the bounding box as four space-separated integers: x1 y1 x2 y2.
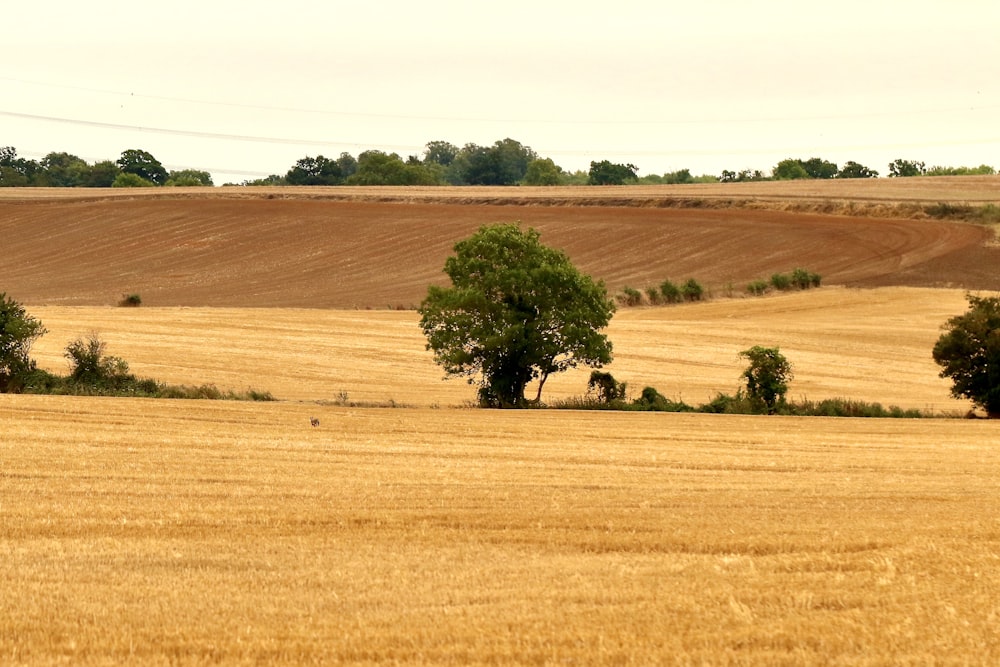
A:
2 180 998 308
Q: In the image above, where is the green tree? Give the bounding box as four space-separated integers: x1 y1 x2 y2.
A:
451 139 538 185
347 150 439 185
523 158 562 185
588 160 638 185
286 155 343 185
773 159 810 180
740 345 793 414
86 160 122 187
165 169 214 186
423 140 459 167
800 157 838 179
419 223 615 407
117 149 167 185
837 161 879 178
888 159 926 177
0 293 47 393
0 147 42 186
932 294 1000 418
40 152 90 187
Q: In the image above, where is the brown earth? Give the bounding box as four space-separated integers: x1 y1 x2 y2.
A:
2 180 998 307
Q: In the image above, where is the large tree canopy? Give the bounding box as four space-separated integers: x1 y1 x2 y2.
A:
933 294 1000 417
419 223 615 407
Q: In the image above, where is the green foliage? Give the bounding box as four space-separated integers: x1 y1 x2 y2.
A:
720 169 768 182
747 280 769 296
773 159 810 180
932 294 1000 417
740 346 793 414
86 160 123 187
523 158 562 185
0 293 47 393
790 267 821 289
587 370 626 404
837 161 879 178
925 164 995 176
423 141 459 167
346 150 440 186
117 149 167 185
660 280 683 304
112 172 154 188
64 334 132 388
888 159 926 177
447 139 538 186
118 293 142 307
644 286 661 305
681 278 704 302
165 169 214 186
419 223 615 408
638 169 702 185
286 155 344 185
770 272 792 291
631 386 694 412
619 286 643 307
588 160 638 185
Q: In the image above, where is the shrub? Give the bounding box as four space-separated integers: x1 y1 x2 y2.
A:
790 268 813 290
645 286 662 305
0 292 47 393
65 334 132 387
631 386 694 412
619 286 643 307
770 273 792 291
681 278 704 302
660 280 683 304
118 293 142 307
587 370 627 404
747 280 769 296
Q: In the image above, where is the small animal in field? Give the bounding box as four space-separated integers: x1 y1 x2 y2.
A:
310 417 320 427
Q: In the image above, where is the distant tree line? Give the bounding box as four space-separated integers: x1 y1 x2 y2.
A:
0 146 213 187
2 140 995 188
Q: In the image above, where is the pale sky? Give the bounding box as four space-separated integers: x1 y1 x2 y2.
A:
4 1 999 184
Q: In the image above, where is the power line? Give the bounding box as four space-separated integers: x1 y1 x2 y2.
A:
3 75 999 126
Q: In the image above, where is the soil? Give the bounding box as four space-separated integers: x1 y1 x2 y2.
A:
1 185 998 308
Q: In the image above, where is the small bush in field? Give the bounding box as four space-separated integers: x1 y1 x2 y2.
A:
770 272 792 291
747 280 769 296
681 278 704 302
118 293 142 307
660 280 683 304
587 370 627 404
619 286 643 307
645 287 662 305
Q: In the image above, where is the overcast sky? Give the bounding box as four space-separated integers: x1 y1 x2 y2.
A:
4 1 999 184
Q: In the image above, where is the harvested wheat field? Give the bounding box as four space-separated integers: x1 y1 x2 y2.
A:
2 183 1000 664
3 397 1000 664
23 287 974 411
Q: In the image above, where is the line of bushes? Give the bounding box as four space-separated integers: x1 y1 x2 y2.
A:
568 368 925 417
22 333 273 400
557 386 925 418
618 278 705 307
747 268 821 296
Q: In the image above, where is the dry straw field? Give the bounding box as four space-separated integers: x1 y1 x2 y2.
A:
2 180 1000 664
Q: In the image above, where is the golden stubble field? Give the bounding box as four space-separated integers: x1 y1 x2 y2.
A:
3 395 1000 664
4 286 1000 664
